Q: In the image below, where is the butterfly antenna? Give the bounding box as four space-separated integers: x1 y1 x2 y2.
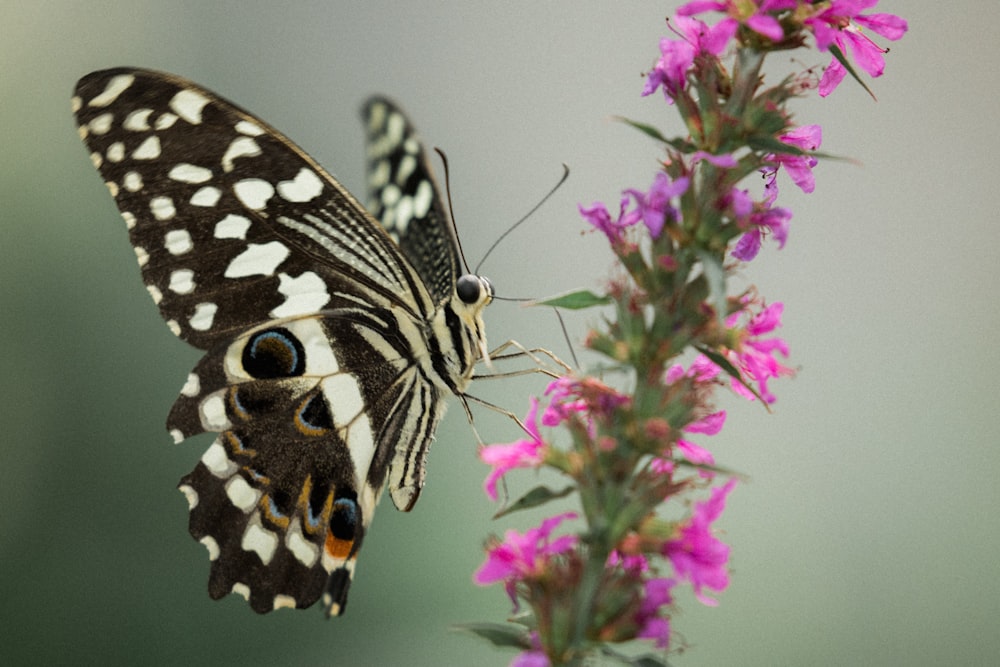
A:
474 163 570 275
434 147 473 274
552 307 581 370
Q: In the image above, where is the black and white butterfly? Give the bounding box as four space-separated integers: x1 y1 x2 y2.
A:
72 68 494 616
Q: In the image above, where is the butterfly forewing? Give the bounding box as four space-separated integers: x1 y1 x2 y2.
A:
73 68 434 350
73 68 491 616
362 97 461 306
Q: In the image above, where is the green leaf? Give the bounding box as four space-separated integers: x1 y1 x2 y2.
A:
494 485 576 519
452 622 531 650
829 44 877 100
531 289 611 310
613 116 671 143
613 116 695 152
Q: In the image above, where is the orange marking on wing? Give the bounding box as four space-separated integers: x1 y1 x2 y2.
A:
324 531 354 560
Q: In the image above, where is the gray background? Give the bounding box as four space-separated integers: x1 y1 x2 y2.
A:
3 2 997 665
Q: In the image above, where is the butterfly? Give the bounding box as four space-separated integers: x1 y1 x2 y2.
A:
72 68 493 616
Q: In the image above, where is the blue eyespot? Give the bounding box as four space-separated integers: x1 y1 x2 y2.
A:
242 327 306 378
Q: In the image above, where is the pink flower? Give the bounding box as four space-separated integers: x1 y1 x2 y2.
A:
474 513 579 605
678 0 798 43
678 410 726 466
643 15 735 100
511 648 549 667
664 479 737 605
624 173 689 239
542 376 629 428
636 577 677 648
769 124 822 194
805 1 909 96
480 398 546 501
578 196 636 245
732 200 792 262
725 300 793 403
666 355 721 385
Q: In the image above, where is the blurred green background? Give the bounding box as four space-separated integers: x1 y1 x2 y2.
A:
3 2 998 665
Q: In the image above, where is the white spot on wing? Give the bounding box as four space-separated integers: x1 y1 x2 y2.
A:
133 246 149 267
242 515 278 565
89 151 103 168
189 302 218 331
273 595 297 611
106 142 125 163
231 582 250 600
150 196 176 221
166 320 181 336
179 483 199 509
201 439 236 477
225 476 260 513
200 535 220 561
89 112 113 135
413 179 433 217
123 171 142 192
169 163 213 183
169 428 184 444
123 108 153 131
368 159 390 189
277 168 324 203
106 181 119 198
214 214 251 240
88 74 134 107
224 241 289 278
190 186 221 207
269 272 331 318
222 137 262 172
146 284 163 304
164 229 193 254
155 112 178 130
386 111 405 146
236 120 265 136
233 178 274 210
395 196 414 234
170 88 210 125
181 372 201 397
168 268 195 294
122 212 136 229
71 95 82 113
367 101 386 134
397 155 417 183
286 522 319 567
381 184 400 206
133 135 161 160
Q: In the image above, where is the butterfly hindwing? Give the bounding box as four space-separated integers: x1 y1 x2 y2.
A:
73 68 493 616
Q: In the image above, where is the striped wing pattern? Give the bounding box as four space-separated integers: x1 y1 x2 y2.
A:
73 68 492 616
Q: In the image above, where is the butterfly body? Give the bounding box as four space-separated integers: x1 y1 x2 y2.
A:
72 68 491 615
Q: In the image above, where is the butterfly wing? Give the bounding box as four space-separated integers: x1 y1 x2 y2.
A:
361 97 462 307
73 68 438 351
73 68 469 615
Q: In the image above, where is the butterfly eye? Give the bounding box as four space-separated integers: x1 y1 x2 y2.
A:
456 274 483 304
